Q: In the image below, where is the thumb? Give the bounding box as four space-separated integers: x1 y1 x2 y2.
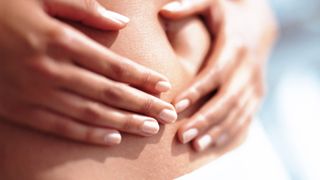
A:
44 0 129 30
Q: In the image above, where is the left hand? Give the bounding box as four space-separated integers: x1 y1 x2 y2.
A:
161 0 278 151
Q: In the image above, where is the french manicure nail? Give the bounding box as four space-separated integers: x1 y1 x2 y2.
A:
155 81 172 92
182 128 198 144
175 99 190 113
196 135 212 151
159 109 177 123
98 7 130 24
104 132 121 145
141 120 160 135
162 1 182 11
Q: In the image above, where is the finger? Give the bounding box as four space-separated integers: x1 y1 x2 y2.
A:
160 0 213 20
47 23 172 94
178 75 254 144
44 0 129 30
37 61 177 124
174 38 245 113
15 106 122 146
194 97 259 151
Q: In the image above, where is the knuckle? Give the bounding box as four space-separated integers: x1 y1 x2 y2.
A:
83 0 99 13
45 26 68 45
28 58 61 81
52 119 71 136
102 83 126 102
140 97 155 115
83 127 96 142
109 60 128 80
140 70 152 86
121 115 135 132
81 103 101 123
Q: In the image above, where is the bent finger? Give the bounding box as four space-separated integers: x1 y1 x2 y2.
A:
44 0 129 30
194 97 259 151
178 82 254 144
174 38 245 113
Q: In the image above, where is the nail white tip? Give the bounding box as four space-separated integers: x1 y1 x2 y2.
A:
182 128 198 144
196 135 212 151
98 7 130 24
159 109 177 123
104 133 121 145
155 81 172 92
175 99 190 113
162 1 182 11
142 120 160 135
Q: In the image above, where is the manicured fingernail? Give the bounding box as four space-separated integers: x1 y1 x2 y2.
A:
175 99 190 113
155 81 172 92
141 120 160 135
182 128 198 144
159 109 177 123
98 7 130 24
104 132 121 145
162 1 182 11
216 134 228 146
196 135 212 151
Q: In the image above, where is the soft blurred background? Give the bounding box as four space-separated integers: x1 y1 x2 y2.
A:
260 0 320 179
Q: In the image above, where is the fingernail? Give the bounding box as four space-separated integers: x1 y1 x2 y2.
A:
182 128 198 144
104 132 121 145
175 99 190 113
162 1 182 11
155 81 172 92
196 135 212 151
159 109 177 123
141 120 160 135
98 7 130 24
216 134 228 146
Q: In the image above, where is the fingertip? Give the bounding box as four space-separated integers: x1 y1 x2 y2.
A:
161 1 182 12
155 81 172 92
104 131 122 145
193 134 212 152
174 99 190 113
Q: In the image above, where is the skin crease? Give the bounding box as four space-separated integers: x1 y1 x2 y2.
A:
0 1 240 180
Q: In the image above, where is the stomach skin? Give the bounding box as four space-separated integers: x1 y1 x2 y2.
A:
0 1 246 179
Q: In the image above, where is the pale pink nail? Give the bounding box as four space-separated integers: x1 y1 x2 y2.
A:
159 109 177 123
196 135 212 151
141 120 160 135
155 81 172 92
175 99 190 113
162 1 182 11
98 7 130 24
104 132 121 145
182 128 198 144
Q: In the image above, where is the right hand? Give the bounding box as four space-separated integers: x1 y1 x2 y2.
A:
0 0 177 146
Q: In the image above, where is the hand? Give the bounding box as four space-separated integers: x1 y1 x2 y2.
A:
161 0 277 151
0 0 177 146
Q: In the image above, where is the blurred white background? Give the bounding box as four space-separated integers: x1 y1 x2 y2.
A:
260 0 320 179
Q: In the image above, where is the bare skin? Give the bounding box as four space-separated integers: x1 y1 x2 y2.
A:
0 0 179 146
161 0 278 151
0 1 220 179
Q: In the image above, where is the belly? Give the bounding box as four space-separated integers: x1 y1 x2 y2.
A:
0 1 244 179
